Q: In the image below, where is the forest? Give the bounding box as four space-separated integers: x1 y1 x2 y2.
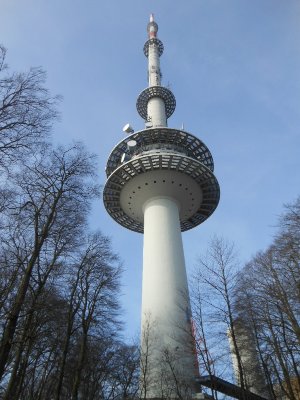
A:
0 45 299 400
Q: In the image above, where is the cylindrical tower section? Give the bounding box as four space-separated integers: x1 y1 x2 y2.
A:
138 15 175 129
148 43 161 87
141 196 198 398
147 14 165 126
228 323 270 398
147 97 166 127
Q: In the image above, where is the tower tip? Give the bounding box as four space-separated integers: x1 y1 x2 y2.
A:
147 13 158 38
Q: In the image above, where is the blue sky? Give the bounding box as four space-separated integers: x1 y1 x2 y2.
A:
1 0 300 339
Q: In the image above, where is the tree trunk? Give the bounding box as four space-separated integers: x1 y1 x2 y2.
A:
0 191 61 380
71 331 88 400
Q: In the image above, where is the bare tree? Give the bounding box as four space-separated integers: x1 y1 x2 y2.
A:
0 44 138 400
139 314 157 400
233 197 300 399
0 45 59 171
70 232 122 400
6 286 67 400
235 268 300 397
106 342 140 399
194 236 248 398
0 229 125 400
190 281 219 399
0 143 99 382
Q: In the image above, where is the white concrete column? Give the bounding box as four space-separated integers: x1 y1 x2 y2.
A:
228 326 269 398
147 43 167 127
147 97 167 127
148 44 161 86
141 196 197 398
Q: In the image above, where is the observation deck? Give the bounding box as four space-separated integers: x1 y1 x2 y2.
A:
103 127 220 233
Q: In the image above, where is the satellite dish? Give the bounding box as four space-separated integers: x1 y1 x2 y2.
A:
145 121 153 128
122 123 134 134
127 140 137 152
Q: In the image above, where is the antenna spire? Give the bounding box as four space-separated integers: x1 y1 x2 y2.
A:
137 16 176 128
147 13 158 38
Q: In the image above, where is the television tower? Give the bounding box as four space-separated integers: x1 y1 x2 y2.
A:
103 14 220 397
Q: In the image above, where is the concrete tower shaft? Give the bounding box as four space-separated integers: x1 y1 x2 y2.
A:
228 323 270 398
103 15 220 398
147 15 162 87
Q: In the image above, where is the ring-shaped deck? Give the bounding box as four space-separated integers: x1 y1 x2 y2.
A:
105 127 215 177
136 87 176 120
103 152 220 233
143 38 164 57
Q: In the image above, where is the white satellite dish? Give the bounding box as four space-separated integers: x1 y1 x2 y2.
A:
127 140 137 152
122 123 134 134
145 121 153 128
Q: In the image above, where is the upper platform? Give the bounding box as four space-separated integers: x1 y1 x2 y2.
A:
103 127 220 233
105 127 215 177
144 38 164 57
136 86 176 121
